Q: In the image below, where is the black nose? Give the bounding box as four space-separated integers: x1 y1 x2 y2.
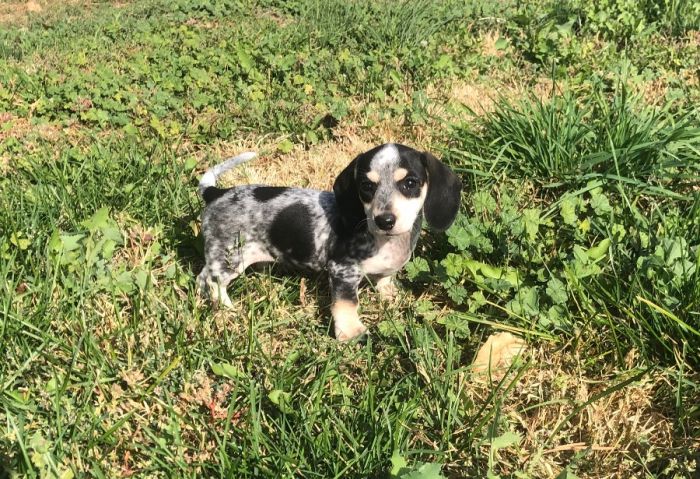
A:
374 213 396 231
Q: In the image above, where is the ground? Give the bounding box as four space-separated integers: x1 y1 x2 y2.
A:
0 0 699 478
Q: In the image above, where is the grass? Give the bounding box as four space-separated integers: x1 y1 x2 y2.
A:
451 88 700 185
1 0 699 477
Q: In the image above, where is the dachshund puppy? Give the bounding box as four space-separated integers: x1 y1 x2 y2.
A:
197 143 461 340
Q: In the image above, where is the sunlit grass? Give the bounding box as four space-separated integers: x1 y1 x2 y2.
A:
1 0 699 477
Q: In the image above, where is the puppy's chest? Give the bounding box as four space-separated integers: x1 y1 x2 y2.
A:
360 236 412 276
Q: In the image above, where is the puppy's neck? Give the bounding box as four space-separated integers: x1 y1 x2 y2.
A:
359 231 413 276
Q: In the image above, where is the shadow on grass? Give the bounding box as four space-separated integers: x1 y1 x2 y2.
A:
170 209 205 275
0 456 11 479
648 450 700 479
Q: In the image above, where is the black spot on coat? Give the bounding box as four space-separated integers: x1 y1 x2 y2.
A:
253 186 289 202
202 186 230 204
269 203 315 262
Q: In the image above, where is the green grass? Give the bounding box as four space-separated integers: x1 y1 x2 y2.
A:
1 0 699 477
452 88 700 184
446 88 700 371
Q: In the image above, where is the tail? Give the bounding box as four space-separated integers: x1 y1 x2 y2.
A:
198 151 257 200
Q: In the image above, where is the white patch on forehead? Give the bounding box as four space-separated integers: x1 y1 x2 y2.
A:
370 144 400 171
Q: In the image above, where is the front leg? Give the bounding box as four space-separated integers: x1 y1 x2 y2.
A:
328 262 366 341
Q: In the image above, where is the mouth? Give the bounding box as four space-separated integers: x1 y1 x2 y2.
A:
376 230 408 237
367 219 408 237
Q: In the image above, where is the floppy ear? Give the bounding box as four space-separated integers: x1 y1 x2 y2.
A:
422 152 462 231
333 156 365 231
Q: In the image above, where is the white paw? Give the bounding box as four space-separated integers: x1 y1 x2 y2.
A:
218 291 234 309
332 300 367 341
203 277 233 309
335 321 368 342
376 277 399 301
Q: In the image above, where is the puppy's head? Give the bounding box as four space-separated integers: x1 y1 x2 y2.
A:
333 143 462 235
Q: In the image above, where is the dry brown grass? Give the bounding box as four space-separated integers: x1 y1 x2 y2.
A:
480 30 507 58
197 120 434 191
640 77 670 107
0 0 42 24
0 113 67 172
472 332 527 379
426 76 556 118
0 0 129 25
254 5 294 27
0 113 53 143
463 344 694 478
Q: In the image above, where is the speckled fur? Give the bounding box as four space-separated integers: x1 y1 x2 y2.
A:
197 143 462 340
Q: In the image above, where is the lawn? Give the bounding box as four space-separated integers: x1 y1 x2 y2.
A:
1 0 699 477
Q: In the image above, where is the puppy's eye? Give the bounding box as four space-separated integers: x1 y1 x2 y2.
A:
360 181 376 193
401 177 419 191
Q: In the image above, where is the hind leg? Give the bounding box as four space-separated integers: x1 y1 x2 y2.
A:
197 260 240 308
197 238 243 308
197 242 274 308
